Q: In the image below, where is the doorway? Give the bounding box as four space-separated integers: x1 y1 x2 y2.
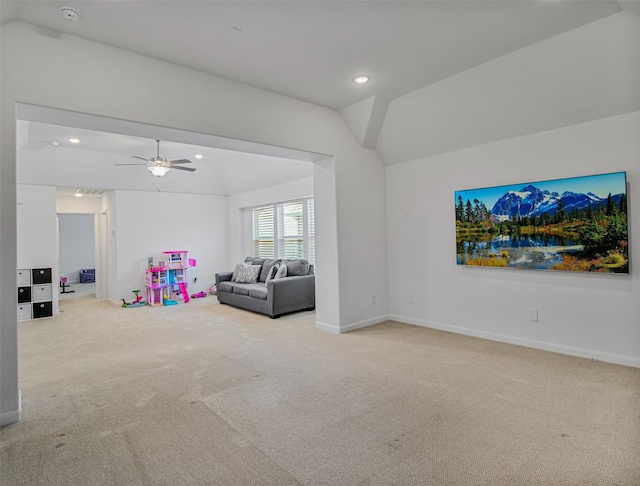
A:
57 213 97 299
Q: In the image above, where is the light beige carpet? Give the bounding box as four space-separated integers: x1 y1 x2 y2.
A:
1 295 639 485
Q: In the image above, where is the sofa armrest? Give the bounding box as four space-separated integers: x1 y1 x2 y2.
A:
268 275 315 317
215 272 233 288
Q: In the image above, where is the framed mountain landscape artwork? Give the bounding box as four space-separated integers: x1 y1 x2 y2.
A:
455 171 629 274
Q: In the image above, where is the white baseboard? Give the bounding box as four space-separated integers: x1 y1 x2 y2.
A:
315 320 341 334
316 315 389 334
0 390 22 426
339 315 389 334
388 314 640 369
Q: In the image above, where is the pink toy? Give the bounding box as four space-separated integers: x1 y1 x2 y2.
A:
146 250 196 305
179 282 190 303
190 291 207 298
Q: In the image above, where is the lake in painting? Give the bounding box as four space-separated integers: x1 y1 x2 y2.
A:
455 172 629 274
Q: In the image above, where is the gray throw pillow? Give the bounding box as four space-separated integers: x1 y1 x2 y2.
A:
264 264 279 287
259 258 281 282
283 259 310 276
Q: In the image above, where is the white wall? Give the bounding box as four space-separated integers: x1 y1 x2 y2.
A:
16 185 57 271
386 111 640 367
104 192 118 303
113 190 228 302
16 184 59 317
380 11 640 368
227 177 314 266
58 213 95 283
56 195 103 214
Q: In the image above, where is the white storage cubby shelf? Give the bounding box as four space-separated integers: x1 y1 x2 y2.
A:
18 268 54 321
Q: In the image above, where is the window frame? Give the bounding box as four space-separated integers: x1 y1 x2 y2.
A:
251 197 314 264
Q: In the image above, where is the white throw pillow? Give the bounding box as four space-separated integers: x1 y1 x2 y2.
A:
265 264 279 287
231 263 243 282
235 264 261 284
274 264 287 280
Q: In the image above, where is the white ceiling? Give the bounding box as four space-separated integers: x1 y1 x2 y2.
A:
0 1 625 110
3 1 634 196
18 120 315 197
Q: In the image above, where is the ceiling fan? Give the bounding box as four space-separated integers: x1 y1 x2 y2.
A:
115 139 196 177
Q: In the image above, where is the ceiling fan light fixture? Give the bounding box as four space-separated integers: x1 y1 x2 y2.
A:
148 166 170 177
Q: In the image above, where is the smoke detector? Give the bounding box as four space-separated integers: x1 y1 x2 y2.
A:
59 7 81 22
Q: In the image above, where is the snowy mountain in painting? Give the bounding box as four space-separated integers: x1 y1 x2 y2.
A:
490 184 620 221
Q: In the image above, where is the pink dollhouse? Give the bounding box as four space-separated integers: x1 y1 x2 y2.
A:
146 251 196 306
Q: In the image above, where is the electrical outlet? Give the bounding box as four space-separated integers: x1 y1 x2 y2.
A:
529 309 538 322
371 295 376 305
408 294 414 304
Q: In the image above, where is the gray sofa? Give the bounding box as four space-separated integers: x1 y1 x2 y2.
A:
215 257 315 318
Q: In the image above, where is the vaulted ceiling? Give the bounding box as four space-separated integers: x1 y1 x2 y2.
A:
0 1 628 110
2 1 636 195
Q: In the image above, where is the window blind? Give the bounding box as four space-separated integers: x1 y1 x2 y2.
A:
278 201 304 259
251 198 314 264
253 206 275 258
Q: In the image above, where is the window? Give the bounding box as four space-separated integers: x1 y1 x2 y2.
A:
253 206 275 258
253 198 314 264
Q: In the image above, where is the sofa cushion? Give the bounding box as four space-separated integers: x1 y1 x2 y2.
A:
230 283 268 300
259 258 281 282
244 256 265 267
235 264 261 284
232 284 250 296
249 286 268 300
283 259 310 276
218 281 234 293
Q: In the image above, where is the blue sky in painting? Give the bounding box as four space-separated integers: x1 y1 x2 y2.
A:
454 171 627 208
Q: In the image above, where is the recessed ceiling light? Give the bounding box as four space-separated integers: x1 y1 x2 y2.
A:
51 141 59 146
194 154 204 159
74 190 83 198
60 7 81 22
68 138 80 144
354 76 370 84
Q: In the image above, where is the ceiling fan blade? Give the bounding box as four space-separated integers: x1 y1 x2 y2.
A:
170 165 196 172
115 163 149 166
132 156 149 161
168 159 192 164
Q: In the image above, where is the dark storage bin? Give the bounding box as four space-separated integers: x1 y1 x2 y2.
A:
80 269 96 283
32 268 52 285
18 286 31 304
32 301 53 319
